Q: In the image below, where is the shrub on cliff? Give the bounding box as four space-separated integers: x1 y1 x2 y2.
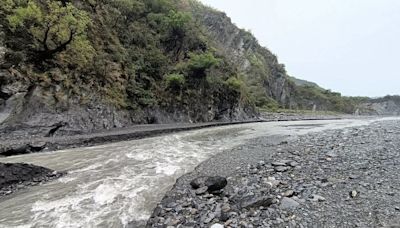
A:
187 52 220 78
165 73 185 91
225 77 244 91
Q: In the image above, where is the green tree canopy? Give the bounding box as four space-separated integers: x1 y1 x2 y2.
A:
165 73 185 91
5 0 93 65
187 52 220 78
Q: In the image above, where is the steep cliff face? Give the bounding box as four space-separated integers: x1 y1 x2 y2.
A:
0 0 259 136
187 2 360 113
188 3 296 108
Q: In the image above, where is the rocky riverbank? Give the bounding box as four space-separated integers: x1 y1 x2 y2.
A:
0 163 64 197
146 119 400 227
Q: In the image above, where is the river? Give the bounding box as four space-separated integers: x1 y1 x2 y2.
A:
0 118 381 227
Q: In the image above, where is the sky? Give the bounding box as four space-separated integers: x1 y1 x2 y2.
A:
199 0 400 97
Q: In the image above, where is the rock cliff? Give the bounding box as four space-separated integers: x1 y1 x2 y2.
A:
189 3 296 108
0 0 396 138
359 96 400 115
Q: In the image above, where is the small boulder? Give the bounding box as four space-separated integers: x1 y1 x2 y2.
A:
271 162 287 167
280 197 300 209
282 189 295 197
349 190 358 198
190 176 228 192
310 194 326 202
240 196 276 209
274 166 290 172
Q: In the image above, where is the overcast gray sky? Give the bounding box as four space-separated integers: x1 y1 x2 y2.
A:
199 0 400 97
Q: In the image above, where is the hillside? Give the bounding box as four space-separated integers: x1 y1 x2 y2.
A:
0 0 389 136
288 76 321 88
359 95 400 115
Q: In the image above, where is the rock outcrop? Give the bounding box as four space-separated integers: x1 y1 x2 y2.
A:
189 4 296 108
359 96 400 115
0 162 64 196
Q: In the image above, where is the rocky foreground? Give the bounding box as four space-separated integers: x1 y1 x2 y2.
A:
0 163 64 197
147 119 400 227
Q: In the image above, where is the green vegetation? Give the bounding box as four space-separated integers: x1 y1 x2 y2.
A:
165 73 185 90
0 0 367 120
4 0 93 65
187 52 220 78
374 95 400 105
292 85 362 113
225 77 243 91
0 0 252 117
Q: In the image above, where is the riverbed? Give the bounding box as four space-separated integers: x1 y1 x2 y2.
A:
0 118 386 227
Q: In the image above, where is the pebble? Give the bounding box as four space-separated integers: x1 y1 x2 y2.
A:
210 224 224 228
283 190 295 197
310 194 326 202
274 166 290 172
350 190 358 198
272 162 287 167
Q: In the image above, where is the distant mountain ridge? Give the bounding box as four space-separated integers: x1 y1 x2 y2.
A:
288 76 321 89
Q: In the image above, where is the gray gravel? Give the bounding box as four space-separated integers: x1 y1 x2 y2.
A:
146 119 400 227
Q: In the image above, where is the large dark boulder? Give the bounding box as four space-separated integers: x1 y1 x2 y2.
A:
0 162 63 196
190 176 228 192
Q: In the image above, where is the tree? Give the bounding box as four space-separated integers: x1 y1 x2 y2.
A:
165 73 185 91
188 52 220 78
163 10 192 59
6 0 93 63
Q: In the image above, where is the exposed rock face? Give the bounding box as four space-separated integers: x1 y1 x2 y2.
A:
360 98 400 115
0 68 257 137
190 6 296 108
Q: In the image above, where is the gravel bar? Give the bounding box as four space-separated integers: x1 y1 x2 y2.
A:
146 119 400 227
